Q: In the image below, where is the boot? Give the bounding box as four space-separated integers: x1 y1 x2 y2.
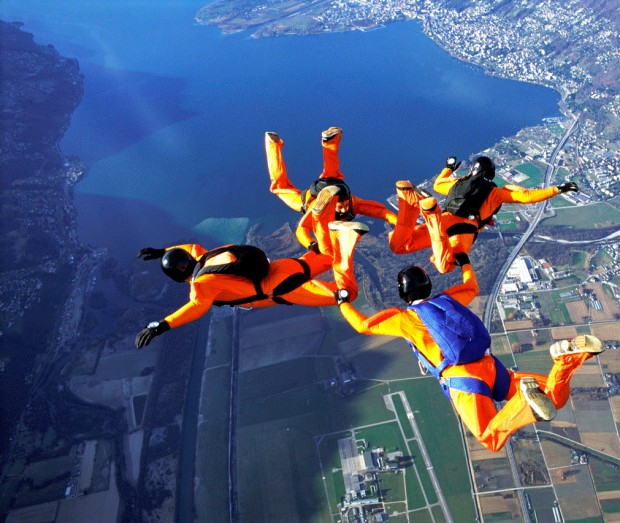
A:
550 335 604 359
265 131 282 144
328 221 368 297
520 377 556 421
312 185 340 215
322 127 342 143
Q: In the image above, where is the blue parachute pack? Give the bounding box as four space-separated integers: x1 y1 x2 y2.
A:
408 294 510 400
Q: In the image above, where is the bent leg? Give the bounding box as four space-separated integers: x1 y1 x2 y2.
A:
543 352 596 408
452 381 541 452
444 215 477 258
329 222 368 301
420 198 455 274
389 182 430 254
265 132 303 212
320 127 344 180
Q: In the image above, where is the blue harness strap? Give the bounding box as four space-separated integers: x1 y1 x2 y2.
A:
407 343 511 402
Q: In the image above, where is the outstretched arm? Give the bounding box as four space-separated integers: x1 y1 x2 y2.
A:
353 196 397 225
337 294 404 337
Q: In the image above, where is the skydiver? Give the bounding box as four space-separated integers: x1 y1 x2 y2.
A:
264 127 397 254
389 156 579 273
334 262 605 452
134 188 367 348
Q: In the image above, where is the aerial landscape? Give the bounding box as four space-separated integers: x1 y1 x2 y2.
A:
0 0 619 522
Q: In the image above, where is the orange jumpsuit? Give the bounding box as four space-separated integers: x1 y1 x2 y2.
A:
339 264 596 451
163 227 362 329
265 133 397 248
389 167 560 273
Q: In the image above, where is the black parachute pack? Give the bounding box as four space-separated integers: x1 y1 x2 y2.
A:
443 173 498 224
193 244 311 307
193 244 269 286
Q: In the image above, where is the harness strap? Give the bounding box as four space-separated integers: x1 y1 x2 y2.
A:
446 222 478 237
440 377 492 398
271 258 311 296
407 341 510 402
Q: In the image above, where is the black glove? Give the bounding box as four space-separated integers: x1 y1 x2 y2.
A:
137 247 166 260
454 252 471 267
557 182 578 193
446 156 461 172
335 289 351 306
135 320 170 349
307 241 320 254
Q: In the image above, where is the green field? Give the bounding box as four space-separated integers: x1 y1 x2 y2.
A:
542 202 620 229
204 308 479 522
514 162 545 188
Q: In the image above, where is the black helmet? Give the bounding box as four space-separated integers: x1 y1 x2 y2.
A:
161 248 197 283
397 266 432 304
332 181 351 202
332 181 355 221
469 156 495 180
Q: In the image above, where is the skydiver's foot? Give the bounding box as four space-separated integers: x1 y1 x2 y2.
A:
265 131 282 144
420 197 438 213
395 180 420 207
520 377 556 421
312 185 340 215
322 127 342 143
550 335 604 359
328 220 369 236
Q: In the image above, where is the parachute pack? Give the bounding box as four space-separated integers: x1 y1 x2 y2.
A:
410 294 490 373
443 173 497 221
194 244 312 308
307 177 347 198
407 295 509 400
193 244 269 285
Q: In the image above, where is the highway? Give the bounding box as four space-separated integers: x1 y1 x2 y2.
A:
482 115 580 330
479 114 579 523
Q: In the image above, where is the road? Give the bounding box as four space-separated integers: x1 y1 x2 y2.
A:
479 114 579 523
482 115 580 330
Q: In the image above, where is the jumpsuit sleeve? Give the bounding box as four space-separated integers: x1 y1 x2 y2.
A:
295 210 315 249
493 185 559 205
339 304 405 337
433 167 458 195
444 263 479 307
352 196 398 225
163 275 218 328
478 185 559 223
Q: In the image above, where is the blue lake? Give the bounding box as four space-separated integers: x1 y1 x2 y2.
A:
1 0 561 254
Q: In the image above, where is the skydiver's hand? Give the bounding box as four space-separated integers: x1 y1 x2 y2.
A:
446 156 461 172
454 252 471 267
334 289 351 306
557 182 578 193
135 320 170 349
137 247 166 260
307 241 320 254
